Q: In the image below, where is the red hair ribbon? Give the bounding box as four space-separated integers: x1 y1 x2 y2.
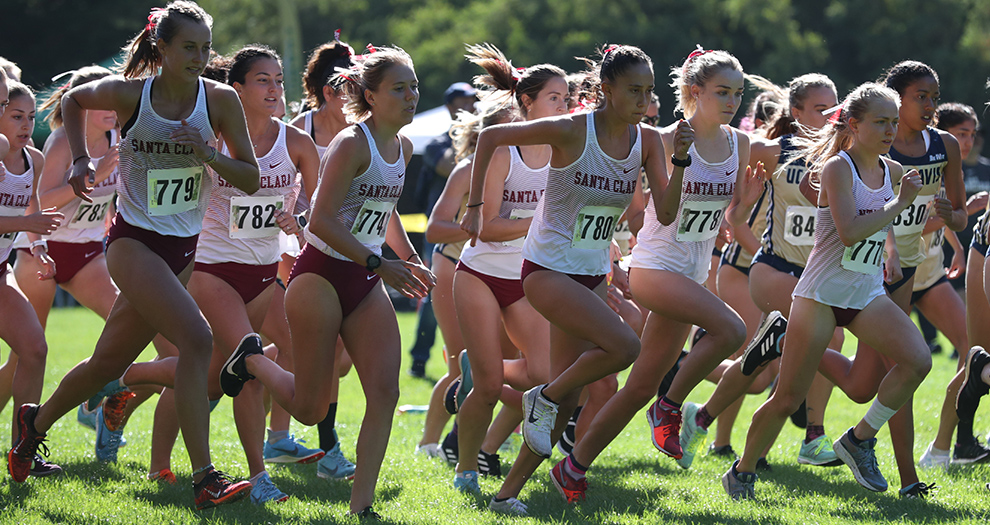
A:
366 44 377 54
146 7 165 35
828 103 845 125
684 44 713 74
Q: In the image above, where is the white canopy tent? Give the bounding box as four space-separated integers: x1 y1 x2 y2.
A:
403 105 453 154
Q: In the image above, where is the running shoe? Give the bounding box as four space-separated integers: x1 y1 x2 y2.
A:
409 359 426 378
755 457 772 472
8 404 50 483
522 385 558 458
722 460 757 500
29 455 62 478
86 379 126 414
443 378 461 415
77 402 97 431
956 347 990 426
149 468 177 484
550 459 588 503
740 310 787 376
918 442 950 470
899 481 936 499
415 442 443 459
316 442 356 480
676 402 707 469
833 428 888 492
453 470 480 493
489 497 527 516
478 450 502 477
352 507 381 518
441 430 459 466
250 471 289 504
798 435 842 466
192 468 252 510
457 350 473 409
263 434 325 464
556 406 580 456
709 444 738 459
646 399 682 459
95 390 135 462
219 333 263 398
952 436 990 464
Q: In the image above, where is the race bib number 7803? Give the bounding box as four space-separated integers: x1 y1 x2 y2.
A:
572 205 622 250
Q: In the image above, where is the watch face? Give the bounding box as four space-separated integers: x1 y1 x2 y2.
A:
366 254 381 270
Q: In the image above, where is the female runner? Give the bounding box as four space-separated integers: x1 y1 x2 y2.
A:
461 44 689 515
679 74 844 470
451 43 567 493
7 2 260 509
220 45 434 517
723 83 929 499
0 80 63 476
548 48 770 502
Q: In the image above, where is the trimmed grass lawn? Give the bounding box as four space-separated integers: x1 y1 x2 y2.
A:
0 307 988 523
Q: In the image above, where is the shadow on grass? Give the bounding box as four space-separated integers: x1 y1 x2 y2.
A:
756 462 977 522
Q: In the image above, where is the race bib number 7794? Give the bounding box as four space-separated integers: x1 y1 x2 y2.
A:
148 166 202 216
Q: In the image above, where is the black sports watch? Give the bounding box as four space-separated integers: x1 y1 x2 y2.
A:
671 154 692 168
365 254 382 272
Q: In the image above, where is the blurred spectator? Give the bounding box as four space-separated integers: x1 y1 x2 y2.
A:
0 57 21 81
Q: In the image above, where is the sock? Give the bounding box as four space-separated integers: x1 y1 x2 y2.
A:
493 497 508 503
847 428 864 445
929 444 950 456
805 425 825 443
862 400 897 431
696 406 715 429
250 471 265 484
563 454 587 480
982 363 990 386
267 429 288 444
318 402 338 451
660 396 681 411
450 421 459 437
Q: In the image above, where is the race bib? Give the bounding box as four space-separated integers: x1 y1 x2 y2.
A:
783 206 816 246
613 219 632 241
68 193 114 230
572 205 622 250
891 194 932 237
148 167 202 216
841 229 887 275
230 196 284 239
0 205 24 250
351 200 394 245
676 200 729 242
503 208 535 248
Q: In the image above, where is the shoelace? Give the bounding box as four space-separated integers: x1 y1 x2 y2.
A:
859 447 882 476
17 435 49 460
255 476 283 499
910 482 936 498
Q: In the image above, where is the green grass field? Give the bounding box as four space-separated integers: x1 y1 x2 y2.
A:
0 307 988 524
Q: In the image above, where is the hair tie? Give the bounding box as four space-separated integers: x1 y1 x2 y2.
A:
334 29 341 42
825 102 845 125
146 7 166 38
366 44 377 54
683 44 713 75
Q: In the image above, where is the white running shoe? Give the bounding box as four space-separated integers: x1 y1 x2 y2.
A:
522 385 558 458
918 442 950 470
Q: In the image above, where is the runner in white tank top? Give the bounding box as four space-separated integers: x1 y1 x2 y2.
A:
0 81 64 478
13 6 261 507
460 45 690 511
565 50 770 488
450 44 565 492
227 46 434 516
727 83 931 500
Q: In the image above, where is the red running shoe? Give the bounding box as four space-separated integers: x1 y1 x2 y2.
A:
646 399 683 459
550 459 588 503
193 468 252 510
8 404 51 483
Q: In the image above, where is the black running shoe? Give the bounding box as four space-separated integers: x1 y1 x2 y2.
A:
790 399 807 429
219 334 263 397
952 436 990 464
443 378 461 415
440 430 459 467
899 481 936 499
556 405 582 456
956 347 990 425
658 351 688 398
692 328 708 348
709 444 738 459
29 454 62 477
741 311 787 376
478 450 502 477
